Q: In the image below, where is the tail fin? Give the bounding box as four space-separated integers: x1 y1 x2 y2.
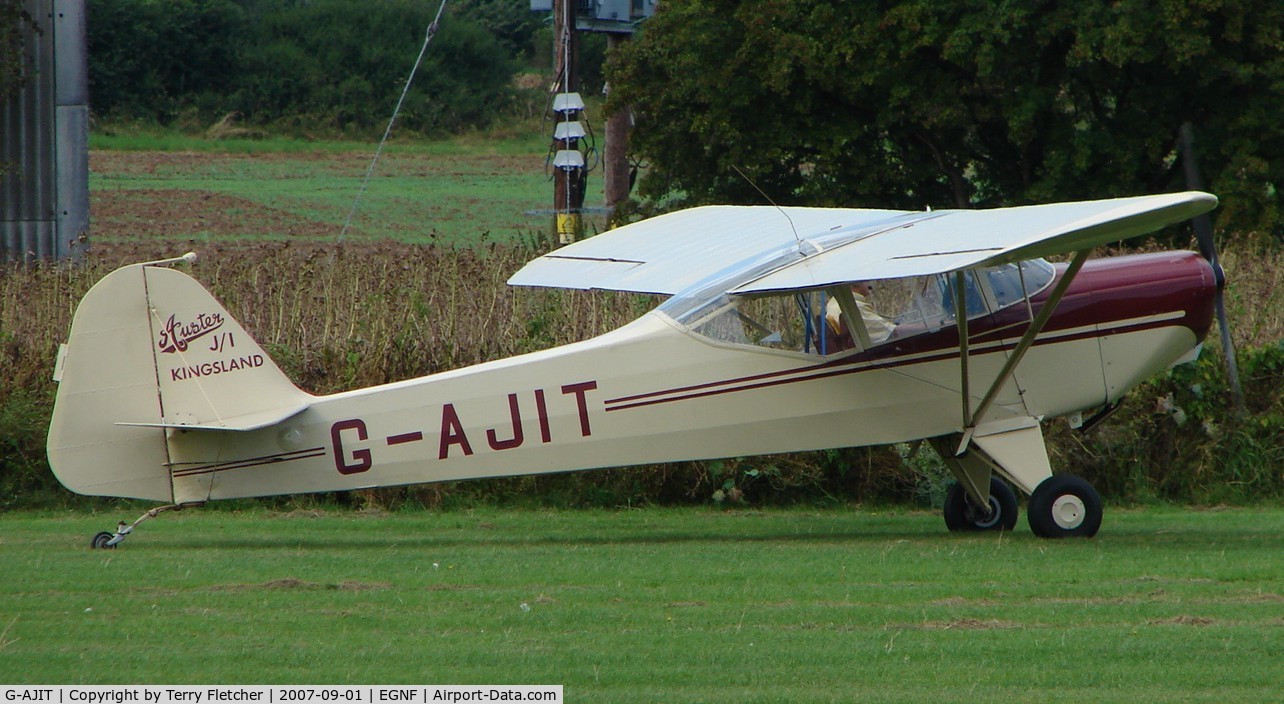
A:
47 257 311 500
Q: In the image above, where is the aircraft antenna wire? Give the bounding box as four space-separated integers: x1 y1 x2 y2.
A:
732 165 803 246
338 0 450 242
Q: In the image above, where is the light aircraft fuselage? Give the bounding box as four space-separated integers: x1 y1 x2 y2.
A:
46 192 1222 542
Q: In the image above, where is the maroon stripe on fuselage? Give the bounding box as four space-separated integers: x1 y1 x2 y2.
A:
605 313 1186 412
170 447 327 478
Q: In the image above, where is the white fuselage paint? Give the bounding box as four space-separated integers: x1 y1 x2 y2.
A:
167 309 1196 503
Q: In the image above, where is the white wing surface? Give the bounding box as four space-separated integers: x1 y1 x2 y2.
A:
508 192 1217 296
509 205 910 295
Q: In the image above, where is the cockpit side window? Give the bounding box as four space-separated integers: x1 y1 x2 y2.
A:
984 259 1056 309
889 259 1055 333
688 292 818 352
674 258 1055 355
685 289 899 355
892 272 987 333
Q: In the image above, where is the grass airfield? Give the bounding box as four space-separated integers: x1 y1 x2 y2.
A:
5 131 1279 698
1 506 1280 701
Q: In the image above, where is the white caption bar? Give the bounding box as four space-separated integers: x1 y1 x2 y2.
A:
0 687 562 704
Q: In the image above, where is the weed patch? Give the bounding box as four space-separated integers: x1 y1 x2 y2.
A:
4 236 1284 509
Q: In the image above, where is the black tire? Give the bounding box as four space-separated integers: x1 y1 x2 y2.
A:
943 477 1019 532
91 531 116 549
1027 474 1102 538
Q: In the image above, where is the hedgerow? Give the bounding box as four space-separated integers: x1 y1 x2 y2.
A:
3 241 1281 509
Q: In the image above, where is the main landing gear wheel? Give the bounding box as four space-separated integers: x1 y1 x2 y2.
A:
1027 474 1103 538
943 477 1018 532
91 531 116 550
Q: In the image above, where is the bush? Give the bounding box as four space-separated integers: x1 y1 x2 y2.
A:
1053 343 1284 504
88 0 245 123
0 388 56 508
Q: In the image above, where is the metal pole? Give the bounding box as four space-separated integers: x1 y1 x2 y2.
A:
1 0 88 263
552 0 582 242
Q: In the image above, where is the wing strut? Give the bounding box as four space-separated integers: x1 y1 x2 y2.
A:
955 270 971 428
955 250 1090 455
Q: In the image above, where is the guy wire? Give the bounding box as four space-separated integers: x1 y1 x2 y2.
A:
338 0 450 242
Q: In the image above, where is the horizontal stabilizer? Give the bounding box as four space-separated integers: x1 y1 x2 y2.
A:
116 400 309 432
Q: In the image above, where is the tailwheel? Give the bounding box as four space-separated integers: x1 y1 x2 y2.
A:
943 476 1018 532
1027 474 1102 538
86 503 204 549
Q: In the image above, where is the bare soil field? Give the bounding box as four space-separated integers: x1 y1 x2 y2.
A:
92 187 335 239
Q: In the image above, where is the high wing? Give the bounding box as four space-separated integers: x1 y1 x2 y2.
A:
508 192 1218 295
510 205 912 295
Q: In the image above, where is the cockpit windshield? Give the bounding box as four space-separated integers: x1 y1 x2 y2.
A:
659 258 1055 355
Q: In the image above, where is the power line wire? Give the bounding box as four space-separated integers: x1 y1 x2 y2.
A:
338 0 449 242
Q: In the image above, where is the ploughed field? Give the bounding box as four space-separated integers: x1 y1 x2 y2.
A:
88 141 560 246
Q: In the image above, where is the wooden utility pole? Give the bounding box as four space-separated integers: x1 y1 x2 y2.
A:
542 0 650 237
603 33 632 212
552 0 584 242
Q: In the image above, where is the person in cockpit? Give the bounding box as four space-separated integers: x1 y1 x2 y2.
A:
824 282 896 348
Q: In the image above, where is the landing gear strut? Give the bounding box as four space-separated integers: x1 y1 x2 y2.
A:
89 502 205 549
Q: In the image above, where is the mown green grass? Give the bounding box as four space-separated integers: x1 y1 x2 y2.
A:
1 507 1280 701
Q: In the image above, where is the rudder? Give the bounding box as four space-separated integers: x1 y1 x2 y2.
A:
47 258 311 500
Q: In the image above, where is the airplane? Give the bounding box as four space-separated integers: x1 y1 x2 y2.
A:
46 191 1221 547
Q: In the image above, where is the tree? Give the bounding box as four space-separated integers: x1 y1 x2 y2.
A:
608 0 1284 240
87 0 246 122
452 0 546 62
86 0 519 134
231 1 516 133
